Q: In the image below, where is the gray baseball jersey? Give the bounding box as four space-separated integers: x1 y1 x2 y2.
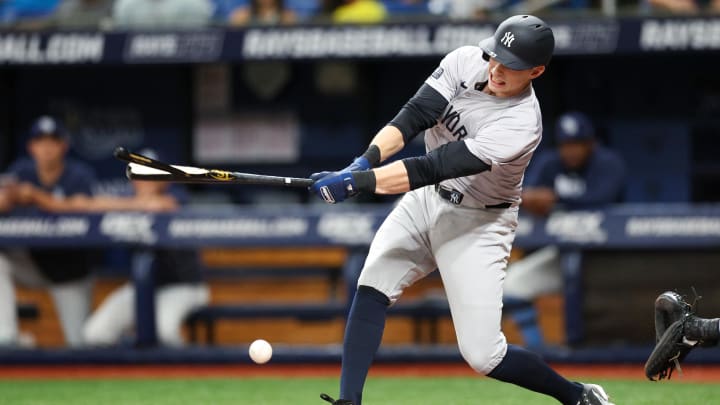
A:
424 45 543 207
358 45 545 375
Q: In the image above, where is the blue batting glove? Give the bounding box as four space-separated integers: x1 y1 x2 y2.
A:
344 156 371 172
310 170 358 204
310 156 370 183
310 171 332 182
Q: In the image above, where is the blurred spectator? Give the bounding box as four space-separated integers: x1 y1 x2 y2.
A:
0 0 60 26
53 0 113 29
112 0 214 29
334 0 387 22
0 177 14 213
27 149 209 347
646 0 720 13
427 0 499 19
228 0 297 25
0 116 98 348
502 111 626 347
318 0 387 23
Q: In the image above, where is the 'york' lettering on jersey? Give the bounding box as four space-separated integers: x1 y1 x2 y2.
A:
440 104 468 139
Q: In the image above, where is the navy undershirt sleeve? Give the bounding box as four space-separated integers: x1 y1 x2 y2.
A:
402 141 491 190
389 84 449 144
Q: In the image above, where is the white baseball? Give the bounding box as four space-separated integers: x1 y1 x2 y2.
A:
249 339 272 364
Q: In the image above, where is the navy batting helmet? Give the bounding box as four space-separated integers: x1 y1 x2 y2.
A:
479 15 555 70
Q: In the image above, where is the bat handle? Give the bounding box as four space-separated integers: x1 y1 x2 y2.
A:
293 178 314 188
114 146 131 162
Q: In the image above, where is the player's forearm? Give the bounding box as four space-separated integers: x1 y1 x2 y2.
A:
369 125 407 163
354 141 490 195
0 191 13 213
81 196 178 212
371 161 411 194
30 192 108 213
79 196 141 212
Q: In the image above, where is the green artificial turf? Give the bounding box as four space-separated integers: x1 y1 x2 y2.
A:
0 377 717 404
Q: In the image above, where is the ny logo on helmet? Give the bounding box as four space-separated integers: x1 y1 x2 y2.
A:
501 32 515 47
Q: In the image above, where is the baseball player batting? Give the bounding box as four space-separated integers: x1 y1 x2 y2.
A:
310 15 614 405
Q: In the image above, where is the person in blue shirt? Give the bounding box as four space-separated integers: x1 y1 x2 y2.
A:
79 165 208 347
21 148 209 347
0 116 98 347
503 111 626 348
0 0 60 25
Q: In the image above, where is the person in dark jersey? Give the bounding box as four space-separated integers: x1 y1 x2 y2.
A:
503 111 626 347
0 116 98 347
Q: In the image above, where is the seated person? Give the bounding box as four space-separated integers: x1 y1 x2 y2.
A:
317 0 387 23
229 0 297 25
82 247 208 347
27 149 209 347
112 0 214 29
52 0 114 29
503 111 626 347
82 177 209 347
646 0 720 14
0 116 98 347
0 0 60 26
0 178 13 213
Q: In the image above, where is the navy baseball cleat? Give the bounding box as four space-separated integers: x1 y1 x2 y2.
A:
320 393 353 404
576 383 615 405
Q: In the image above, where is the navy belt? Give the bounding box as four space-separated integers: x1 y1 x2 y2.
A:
434 185 512 209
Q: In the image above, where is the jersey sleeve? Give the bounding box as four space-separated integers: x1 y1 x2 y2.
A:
424 46 474 102
5 159 35 182
463 117 541 170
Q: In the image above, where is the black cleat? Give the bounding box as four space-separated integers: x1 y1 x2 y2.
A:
320 393 353 405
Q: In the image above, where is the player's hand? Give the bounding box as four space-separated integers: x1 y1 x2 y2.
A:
344 156 371 172
0 190 13 213
310 156 371 183
310 170 359 204
310 171 332 182
15 182 37 205
520 187 556 217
